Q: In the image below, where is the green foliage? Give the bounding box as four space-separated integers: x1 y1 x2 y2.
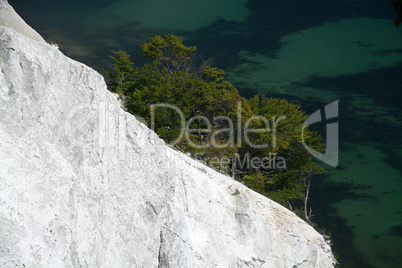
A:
105 34 326 214
142 35 196 62
240 95 325 207
106 35 245 156
244 172 266 193
104 50 138 96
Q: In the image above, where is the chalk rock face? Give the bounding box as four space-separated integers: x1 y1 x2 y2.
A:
0 0 45 43
0 11 336 268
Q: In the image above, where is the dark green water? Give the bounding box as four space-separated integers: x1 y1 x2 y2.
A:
10 1 402 267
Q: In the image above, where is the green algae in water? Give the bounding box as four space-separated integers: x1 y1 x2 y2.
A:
227 17 402 267
82 0 249 33
329 145 402 267
9 1 402 266
228 18 402 92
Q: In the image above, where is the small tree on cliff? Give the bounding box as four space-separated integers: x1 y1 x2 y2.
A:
105 35 326 219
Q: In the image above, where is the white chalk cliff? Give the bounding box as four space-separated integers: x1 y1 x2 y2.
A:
0 1 336 267
0 1 45 43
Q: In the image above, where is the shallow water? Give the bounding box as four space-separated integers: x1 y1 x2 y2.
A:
10 0 402 267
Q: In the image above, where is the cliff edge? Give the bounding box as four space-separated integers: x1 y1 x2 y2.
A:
0 0 45 43
0 1 336 267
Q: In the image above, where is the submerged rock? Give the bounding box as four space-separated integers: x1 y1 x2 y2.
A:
0 1 335 267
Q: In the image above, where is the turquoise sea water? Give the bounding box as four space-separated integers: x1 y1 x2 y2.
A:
10 1 402 267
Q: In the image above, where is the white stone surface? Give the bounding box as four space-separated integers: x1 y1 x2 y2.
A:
0 0 46 43
0 18 336 268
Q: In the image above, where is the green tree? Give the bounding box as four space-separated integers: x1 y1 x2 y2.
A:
105 35 326 221
236 95 325 219
106 35 246 158
105 50 138 96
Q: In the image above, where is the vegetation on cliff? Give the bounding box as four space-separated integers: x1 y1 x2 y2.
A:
105 34 326 221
